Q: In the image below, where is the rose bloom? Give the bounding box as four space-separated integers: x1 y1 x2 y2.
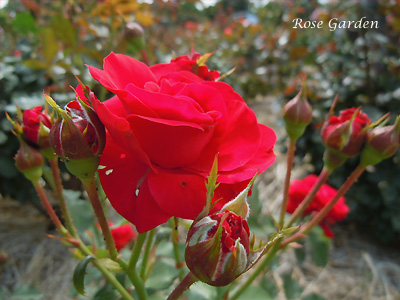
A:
87 52 276 233
321 107 370 157
287 174 349 237
22 106 53 149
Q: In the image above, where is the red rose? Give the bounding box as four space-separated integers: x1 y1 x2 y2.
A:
287 174 349 237
87 52 276 233
22 106 53 149
321 107 370 157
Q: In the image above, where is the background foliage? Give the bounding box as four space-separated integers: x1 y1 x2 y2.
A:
1 0 400 243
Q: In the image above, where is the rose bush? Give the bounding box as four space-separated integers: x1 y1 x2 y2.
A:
287 174 349 237
87 52 276 232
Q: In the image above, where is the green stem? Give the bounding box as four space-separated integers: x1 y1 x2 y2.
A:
128 232 147 269
166 272 198 300
140 229 155 280
127 232 149 300
81 175 119 260
230 241 281 300
169 218 185 279
278 139 296 229
285 167 331 228
49 158 78 237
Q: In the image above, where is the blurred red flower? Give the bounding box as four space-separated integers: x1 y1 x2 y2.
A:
287 174 349 237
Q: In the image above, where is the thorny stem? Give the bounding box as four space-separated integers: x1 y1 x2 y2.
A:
169 218 185 279
48 158 78 237
33 180 68 236
166 272 198 300
285 167 331 228
283 165 366 246
278 139 296 229
81 175 119 260
140 229 155 280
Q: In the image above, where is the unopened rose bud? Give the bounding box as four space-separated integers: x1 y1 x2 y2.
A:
22 106 54 158
283 88 313 141
124 22 145 52
15 139 44 182
361 117 400 166
185 211 250 286
48 96 105 179
321 107 370 170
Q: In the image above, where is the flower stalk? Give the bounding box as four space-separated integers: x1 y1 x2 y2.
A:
170 217 185 279
166 272 198 300
140 228 155 280
48 157 77 237
126 232 149 300
279 139 296 228
81 175 119 260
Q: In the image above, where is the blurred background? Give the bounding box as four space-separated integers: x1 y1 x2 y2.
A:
1 0 400 298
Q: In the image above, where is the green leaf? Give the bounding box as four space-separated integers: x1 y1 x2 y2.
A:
260 278 278 299
303 293 327 300
282 273 303 300
308 227 330 267
11 12 38 34
93 282 118 300
145 259 179 291
39 28 59 64
238 284 273 300
73 256 95 295
294 243 306 265
23 59 47 70
51 14 77 47
10 285 42 300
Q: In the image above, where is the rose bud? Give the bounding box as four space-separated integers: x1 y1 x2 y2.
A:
361 116 400 166
321 107 370 170
22 106 54 157
15 139 44 183
124 22 146 52
283 88 313 141
185 211 250 286
47 94 106 179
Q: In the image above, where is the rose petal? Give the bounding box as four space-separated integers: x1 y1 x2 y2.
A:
87 52 157 92
147 168 207 219
91 95 152 166
218 124 276 183
98 138 170 233
126 114 215 168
